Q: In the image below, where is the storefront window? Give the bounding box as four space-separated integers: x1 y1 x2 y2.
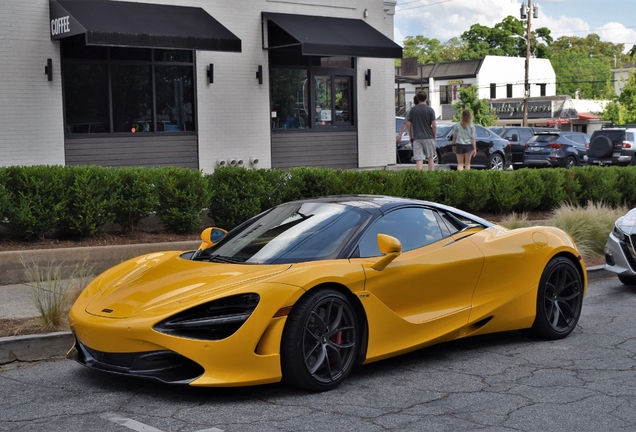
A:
314 76 332 126
155 66 195 132
270 69 309 129
61 37 195 135
63 63 109 134
112 64 153 133
269 47 355 131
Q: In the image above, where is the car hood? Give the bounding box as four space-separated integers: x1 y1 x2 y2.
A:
618 208 636 234
84 251 291 318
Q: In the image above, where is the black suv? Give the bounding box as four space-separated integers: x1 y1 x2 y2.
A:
496 127 560 170
587 128 636 166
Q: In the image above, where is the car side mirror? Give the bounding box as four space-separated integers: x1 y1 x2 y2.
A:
371 234 402 271
199 227 228 250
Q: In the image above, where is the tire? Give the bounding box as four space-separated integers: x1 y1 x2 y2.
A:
281 289 359 392
564 156 577 169
618 274 636 285
525 257 583 339
588 135 613 158
488 153 505 170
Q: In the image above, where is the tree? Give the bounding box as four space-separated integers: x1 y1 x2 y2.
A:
602 71 636 124
402 36 465 65
550 34 627 99
459 16 552 60
451 85 498 126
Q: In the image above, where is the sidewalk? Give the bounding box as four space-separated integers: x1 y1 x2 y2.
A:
0 255 614 366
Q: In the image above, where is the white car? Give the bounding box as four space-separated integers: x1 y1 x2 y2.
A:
605 208 636 285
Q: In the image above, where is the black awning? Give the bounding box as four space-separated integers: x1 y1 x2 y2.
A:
49 0 241 52
263 12 402 59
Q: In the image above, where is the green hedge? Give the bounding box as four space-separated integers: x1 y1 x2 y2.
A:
1 165 636 240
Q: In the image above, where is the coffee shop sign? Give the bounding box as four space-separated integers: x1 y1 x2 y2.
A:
490 101 551 118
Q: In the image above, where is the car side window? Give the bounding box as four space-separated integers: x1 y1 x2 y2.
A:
521 129 533 140
357 207 444 258
504 128 518 140
627 132 635 141
475 126 488 139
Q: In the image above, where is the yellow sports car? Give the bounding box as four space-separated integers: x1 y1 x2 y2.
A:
68 195 586 391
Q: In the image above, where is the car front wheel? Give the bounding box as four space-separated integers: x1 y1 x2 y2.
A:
618 274 636 285
564 156 577 169
525 257 583 339
281 288 359 391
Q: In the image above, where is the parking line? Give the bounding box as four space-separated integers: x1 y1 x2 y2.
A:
100 412 224 432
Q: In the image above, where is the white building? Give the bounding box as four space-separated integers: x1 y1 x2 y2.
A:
396 55 556 124
1 0 402 171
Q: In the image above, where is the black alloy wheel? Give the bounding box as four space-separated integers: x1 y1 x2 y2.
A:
526 257 583 339
564 156 577 169
489 153 505 170
281 289 359 391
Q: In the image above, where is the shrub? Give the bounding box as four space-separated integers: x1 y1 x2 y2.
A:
537 169 569 211
57 165 117 237
572 166 621 206
614 166 636 207
287 167 341 198
208 167 268 230
454 170 492 213
485 170 519 214
395 170 442 201
154 167 210 234
2 165 66 240
111 168 158 233
510 169 545 211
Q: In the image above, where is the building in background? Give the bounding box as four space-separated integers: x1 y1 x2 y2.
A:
1 0 401 171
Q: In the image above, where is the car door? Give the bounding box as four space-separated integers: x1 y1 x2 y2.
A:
564 133 588 163
473 126 492 166
351 207 484 359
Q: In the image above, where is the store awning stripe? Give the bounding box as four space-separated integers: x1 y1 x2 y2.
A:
263 12 402 59
49 0 241 52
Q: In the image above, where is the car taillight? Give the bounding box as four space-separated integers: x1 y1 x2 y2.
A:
507 141 511 147
624 141 632 148
585 142 589 148
546 143 563 150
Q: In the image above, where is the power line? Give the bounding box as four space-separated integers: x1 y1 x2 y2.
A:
396 0 452 12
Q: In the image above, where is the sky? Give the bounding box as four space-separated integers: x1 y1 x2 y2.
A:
393 0 636 54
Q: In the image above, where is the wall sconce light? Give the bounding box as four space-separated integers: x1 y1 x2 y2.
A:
236 159 244 167
228 158 237 166
256 65 263 85
365 69 371 87
363 8 369 18
250 157 259 166
45 58 52 81
217 159 226 167
207 64 213 84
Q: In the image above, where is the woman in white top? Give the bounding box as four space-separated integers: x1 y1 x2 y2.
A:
451 109 477 170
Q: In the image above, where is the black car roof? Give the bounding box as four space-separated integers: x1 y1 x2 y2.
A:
282 195 494 227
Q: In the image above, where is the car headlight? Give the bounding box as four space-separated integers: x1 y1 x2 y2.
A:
154 293 260 340
613 224 626 242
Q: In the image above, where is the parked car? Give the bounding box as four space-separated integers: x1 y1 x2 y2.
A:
497 127 561 170
395 116 442 164
604 207 636 285
522 131 590 169
437 123 512 170
68 195 586 391
587 127 636 166
395 116 413 163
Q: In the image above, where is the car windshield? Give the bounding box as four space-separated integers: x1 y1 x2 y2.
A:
200 202 367 264
490 127 504 136
437 124 453 137
529 134 559 143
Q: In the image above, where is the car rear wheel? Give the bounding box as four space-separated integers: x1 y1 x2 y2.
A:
564 156 577 169
525 257 583 339
618 275 636 285
281 289 359 391
488 153 505 170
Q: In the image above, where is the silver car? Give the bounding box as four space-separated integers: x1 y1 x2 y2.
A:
605 208 636 285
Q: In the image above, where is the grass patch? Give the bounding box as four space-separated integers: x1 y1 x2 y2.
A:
21 259 97 331
499 212 530 230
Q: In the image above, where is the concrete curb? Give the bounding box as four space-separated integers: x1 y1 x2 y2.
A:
0 331 73 365
0 265 615 366
0 240 201 285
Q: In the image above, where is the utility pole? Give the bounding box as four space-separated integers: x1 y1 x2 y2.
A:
520 0 534 127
